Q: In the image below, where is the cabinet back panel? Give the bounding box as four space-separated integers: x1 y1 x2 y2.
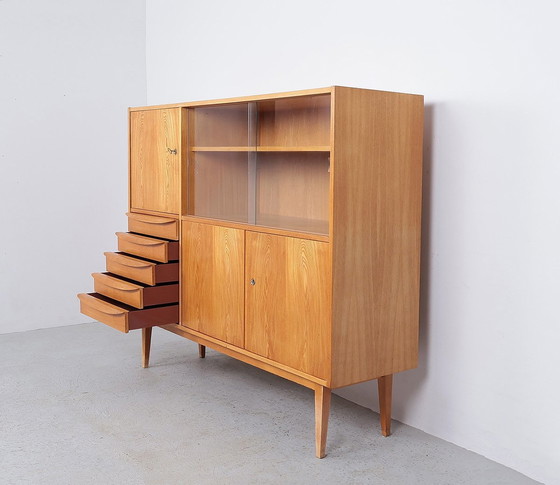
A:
256 152 330 235
257 95 331 147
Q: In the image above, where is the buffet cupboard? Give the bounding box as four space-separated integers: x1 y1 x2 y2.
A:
78 86 424 458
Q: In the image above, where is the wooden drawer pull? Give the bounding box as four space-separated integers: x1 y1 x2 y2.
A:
130 239 165 247
92 306 126 317
126 212 176 225
106 283 139 292
129 216 174 225
92 273 141 292
117 259 152 269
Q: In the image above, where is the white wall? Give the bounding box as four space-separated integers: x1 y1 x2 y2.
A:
146 1 560 483
0 0 146 333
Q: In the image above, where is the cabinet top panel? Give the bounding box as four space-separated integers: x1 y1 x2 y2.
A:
129 86 423 112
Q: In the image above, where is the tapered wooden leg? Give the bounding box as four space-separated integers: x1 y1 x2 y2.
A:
142 328 152 368
198 344 206 358
315 386 331 458
378 374 393 437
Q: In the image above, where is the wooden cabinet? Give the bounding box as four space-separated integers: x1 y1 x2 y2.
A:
79 86 424 458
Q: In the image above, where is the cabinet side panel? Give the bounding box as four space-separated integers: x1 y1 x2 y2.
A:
331 88 423 388
181 221 245 347
130 109 180 214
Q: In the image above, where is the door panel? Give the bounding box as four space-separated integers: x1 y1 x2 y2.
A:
245 232 330 379
182 221 244 347
130 108 180 214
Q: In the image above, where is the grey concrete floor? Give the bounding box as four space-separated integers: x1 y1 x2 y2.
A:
1 323 539 485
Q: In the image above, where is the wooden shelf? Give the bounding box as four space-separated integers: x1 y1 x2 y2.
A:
191 146 255 152
256 214 329 236
180 215 329 242
258 146 330 152
191 146 330 152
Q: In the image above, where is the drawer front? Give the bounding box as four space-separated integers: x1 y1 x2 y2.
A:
78 293 178 333
104 252 178 286
127 212 179 240
116 232 179 263
92 272 179 309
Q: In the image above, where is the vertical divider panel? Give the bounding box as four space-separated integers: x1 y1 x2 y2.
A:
247 102 257 225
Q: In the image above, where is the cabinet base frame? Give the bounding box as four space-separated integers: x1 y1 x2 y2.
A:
142 324 393 458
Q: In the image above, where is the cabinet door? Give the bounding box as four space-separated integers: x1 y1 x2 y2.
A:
181 221 244 347
245 232 330 379
130 108 180 214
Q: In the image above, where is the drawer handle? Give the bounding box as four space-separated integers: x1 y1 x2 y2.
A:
117 259 152 269
130 239 165 247
105 253 153 269
135 218 174 226
127 213 175 225
93 273 141 291
92 305 126 317
79 294 127 316
117 233 166 247
106 281 140 291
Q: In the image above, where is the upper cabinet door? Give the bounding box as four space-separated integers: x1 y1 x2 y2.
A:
130 108 180 215
245 232 331 379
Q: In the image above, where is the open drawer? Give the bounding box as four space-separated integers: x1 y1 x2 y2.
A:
92 272 178 309
116 232 179 263
104 252 178 286
78 293 178 333
127 212 179 240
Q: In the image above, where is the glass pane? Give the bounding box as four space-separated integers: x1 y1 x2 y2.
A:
255 152 330 235
190 103 252 148
257 94 331 149
188 151 249 223
186 95 331 235
187 103 255 222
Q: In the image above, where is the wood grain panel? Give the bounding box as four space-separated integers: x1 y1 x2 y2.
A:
330 87 424 388
130 108 180 214
181 221 244 347
245 232 330 379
